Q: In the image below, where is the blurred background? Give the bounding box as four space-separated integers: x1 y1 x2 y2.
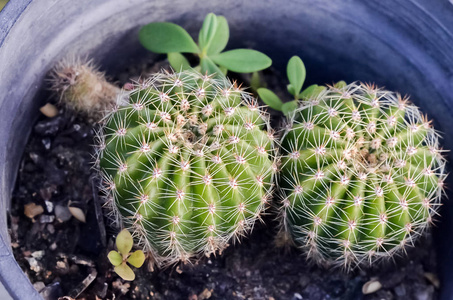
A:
1 0 8 10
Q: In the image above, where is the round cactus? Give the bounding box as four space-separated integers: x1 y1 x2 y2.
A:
97 70 276 267
278 82 447 269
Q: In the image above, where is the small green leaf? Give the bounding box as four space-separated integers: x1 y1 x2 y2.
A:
116 229 133 255
300 84 326 99
206 16 229 55
287 84 295 96
108 251 123 267
257 88 283 111
282 100 299 116
167 52 191 71
287 56 306 96
114 263 135 281
139 22 199 54
300 84 319 99
334 81 347 89
198 13 218 52
127 250 146 268
211 49 272 73
200 57 224 77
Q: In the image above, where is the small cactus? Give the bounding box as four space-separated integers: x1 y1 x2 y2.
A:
97 70 276 267
49 58 119 118
278 82 447 269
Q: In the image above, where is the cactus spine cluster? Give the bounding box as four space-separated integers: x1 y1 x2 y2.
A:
97 70 276 266
49 58 119 118
278 82 446 269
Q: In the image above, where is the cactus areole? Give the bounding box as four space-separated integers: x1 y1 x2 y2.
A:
97 70 276 266
278 82 447 269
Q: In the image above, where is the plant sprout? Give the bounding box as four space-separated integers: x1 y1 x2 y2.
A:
139 13 272 76
108 229 145 281
257 55 325 115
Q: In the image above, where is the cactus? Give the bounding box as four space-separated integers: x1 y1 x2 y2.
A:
97 70 276 267
49 57 119 118
278 82 447 269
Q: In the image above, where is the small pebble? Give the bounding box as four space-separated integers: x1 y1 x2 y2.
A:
55 204 72 222
50 242 57 251
56 260 68 270
394 284 406 297
47 224 55 234
24 203 44 219
424 272 440 289
39 282 62 300
362 279 382 295
26 257 42 273
112 279 130 295
39 103 58 118
415 286 434 300
188 293 197 300
198 288 212 300
29 152 40 164
39 214 55 223
31 250 45 259
41 138 51 150
44 201 53 213
68 202 86 223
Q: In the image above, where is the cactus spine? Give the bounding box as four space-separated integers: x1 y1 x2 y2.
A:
97 70 276 267
278 82 447 269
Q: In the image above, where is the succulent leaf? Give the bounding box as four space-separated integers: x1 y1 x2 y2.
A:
286 56 306 97
108 250 123 266
114 263 135 281
167 52 191 71
139 22 199 54
210 49 272 73
127 250 146 268
198 13 218 52
116 229 133 255
257 88 283 111
206 16 229 56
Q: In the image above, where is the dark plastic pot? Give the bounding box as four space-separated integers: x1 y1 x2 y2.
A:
1 0 453 299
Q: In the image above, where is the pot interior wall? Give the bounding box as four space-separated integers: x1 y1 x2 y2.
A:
1 0 453 299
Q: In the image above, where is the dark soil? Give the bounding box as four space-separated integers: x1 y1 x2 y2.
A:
8 60 439 300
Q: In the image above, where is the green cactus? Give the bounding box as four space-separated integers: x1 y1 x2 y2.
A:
96 70 276 267
278 82 447 269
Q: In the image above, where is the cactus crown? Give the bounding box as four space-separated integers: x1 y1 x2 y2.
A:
278 82 447 270
96 70 276 267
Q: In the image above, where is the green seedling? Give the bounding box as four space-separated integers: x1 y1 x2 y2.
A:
108 229 145 281
257 55 325 115
139 13 272 76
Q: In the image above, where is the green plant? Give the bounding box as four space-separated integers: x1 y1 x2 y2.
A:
257 55 326 115
277 81 447 269
139 13 272 76
97 69 276 267
108 229 145 280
